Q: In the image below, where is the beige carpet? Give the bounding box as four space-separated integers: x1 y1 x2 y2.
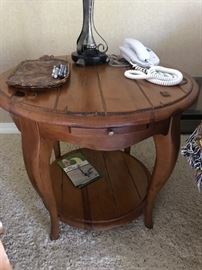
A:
0 135 201 270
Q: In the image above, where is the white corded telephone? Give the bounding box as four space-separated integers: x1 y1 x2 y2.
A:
120 38 183 86
120 38 160 67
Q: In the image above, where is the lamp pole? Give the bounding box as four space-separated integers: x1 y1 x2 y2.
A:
71 0 108 66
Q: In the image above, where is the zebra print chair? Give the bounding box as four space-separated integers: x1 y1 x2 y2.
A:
181 123 202 191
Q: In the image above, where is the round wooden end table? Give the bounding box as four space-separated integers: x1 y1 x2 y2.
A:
0 58 199 240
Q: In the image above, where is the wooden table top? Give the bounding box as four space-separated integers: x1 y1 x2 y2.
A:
0 57 199 127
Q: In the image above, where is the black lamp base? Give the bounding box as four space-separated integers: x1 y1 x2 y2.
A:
71 50 108 66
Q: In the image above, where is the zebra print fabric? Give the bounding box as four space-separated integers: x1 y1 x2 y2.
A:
181 123 202 191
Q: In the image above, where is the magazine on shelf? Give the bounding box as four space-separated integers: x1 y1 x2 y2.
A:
57 151 101 188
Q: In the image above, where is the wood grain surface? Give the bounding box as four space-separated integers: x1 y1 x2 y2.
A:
0 57 199 127
50 149 149 229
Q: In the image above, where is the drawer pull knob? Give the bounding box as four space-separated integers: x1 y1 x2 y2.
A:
108 130 114 136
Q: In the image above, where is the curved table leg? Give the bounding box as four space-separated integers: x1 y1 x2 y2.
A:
53 141 61 159
144 115 181 228
20 119 59 240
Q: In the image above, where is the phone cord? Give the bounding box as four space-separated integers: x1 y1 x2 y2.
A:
125 64 183 86
108 54 130 67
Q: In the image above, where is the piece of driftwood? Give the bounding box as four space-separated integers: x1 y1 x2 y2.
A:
7 55 70 90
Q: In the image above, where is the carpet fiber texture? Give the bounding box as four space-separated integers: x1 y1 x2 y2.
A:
0 135 201 270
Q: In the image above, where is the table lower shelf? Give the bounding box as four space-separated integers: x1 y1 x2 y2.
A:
50 149 150 230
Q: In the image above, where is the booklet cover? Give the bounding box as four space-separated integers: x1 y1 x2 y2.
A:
57 152 101 188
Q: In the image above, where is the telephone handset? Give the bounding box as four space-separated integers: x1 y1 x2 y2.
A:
120 38 160 67
120 38 183 86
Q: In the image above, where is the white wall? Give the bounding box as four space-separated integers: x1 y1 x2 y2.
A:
0 0 202 121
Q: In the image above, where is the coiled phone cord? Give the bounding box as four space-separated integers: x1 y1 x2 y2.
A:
124 63 183 86
108 55 183 86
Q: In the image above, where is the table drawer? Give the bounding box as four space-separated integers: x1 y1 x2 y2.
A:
70 125 147 136
39 120 169 151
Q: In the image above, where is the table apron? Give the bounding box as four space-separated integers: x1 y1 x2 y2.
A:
37 119 170 151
